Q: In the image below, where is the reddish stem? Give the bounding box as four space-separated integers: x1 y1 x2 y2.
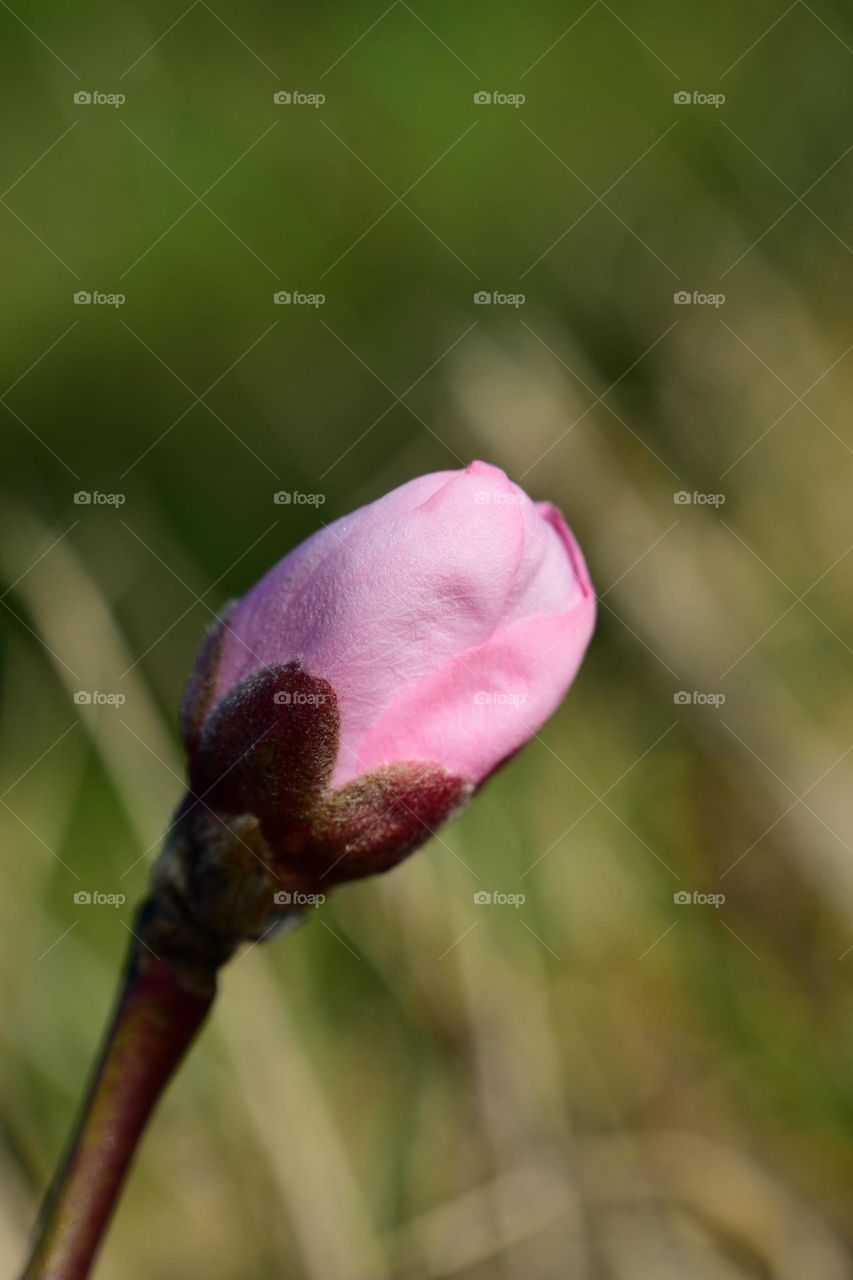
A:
22 945 215 1280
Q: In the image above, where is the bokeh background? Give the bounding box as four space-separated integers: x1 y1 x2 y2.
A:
3 2 853 1276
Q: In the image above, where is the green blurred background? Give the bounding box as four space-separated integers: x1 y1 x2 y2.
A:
3 1 853 1276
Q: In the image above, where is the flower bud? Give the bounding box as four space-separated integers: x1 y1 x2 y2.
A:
161 461 594 953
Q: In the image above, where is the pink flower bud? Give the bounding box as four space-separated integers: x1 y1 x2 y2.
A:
180 461 594 891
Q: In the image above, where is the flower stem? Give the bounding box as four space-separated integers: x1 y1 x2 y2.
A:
22 937 215 1280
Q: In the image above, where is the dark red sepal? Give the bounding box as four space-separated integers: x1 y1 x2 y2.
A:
308 762 471 886
189 662 339 840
